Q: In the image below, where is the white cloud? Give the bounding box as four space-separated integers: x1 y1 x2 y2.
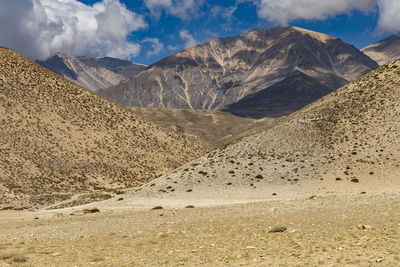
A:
210 5 237 20
142 37 164 56
179 30 198 48
255 0 376 25
376 0 400 33
0 0 146 60
250 0 400 33
167 45 179 51
144 0 204 19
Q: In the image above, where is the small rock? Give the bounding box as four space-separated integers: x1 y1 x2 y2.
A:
269 207 276 212
357 224 373 230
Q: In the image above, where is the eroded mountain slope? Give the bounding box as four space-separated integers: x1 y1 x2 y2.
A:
100 26 378 118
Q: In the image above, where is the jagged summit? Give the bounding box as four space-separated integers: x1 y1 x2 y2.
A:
99 26 378 118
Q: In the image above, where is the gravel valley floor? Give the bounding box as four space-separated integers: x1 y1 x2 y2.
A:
1 192 400 266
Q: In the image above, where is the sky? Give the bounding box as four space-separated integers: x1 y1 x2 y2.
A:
0 0 399 65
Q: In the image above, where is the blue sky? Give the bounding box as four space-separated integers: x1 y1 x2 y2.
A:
77 0 388 65
0 0 398 65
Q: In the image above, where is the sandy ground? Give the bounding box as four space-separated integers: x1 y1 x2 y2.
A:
1 192 400 266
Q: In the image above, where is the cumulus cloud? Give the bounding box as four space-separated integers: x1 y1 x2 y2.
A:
250 0 400 33
210 5 237 20
0 0 146 60
144 0 204 19
376 0 400 33
254 0 376 25
142 37 164 56
179 30 198 48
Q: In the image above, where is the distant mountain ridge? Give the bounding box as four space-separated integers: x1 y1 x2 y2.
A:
37 53 146 91
362 33 400 66
99 26 378 118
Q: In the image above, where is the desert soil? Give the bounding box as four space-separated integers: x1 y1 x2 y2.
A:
1 192 399 266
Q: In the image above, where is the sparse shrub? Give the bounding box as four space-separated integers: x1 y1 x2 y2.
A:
255 175 263 179
268 226 287 233
351 178 359 183
0 254 27 263
83 208 100 213
151 206 163 210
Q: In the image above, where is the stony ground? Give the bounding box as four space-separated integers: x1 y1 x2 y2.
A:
1 192 399 266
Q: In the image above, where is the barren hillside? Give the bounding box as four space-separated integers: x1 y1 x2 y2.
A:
132 58 400 201
0 47 207 208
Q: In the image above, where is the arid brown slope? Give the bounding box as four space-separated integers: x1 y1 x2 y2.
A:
135 58 400 200
0 47 206 208
130 107 275 149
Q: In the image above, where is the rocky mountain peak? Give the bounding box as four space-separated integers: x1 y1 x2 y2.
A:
99 26 378 118
362 32 400 65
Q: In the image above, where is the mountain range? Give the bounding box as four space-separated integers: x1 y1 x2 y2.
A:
98 26 378 118
37 53 146 92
